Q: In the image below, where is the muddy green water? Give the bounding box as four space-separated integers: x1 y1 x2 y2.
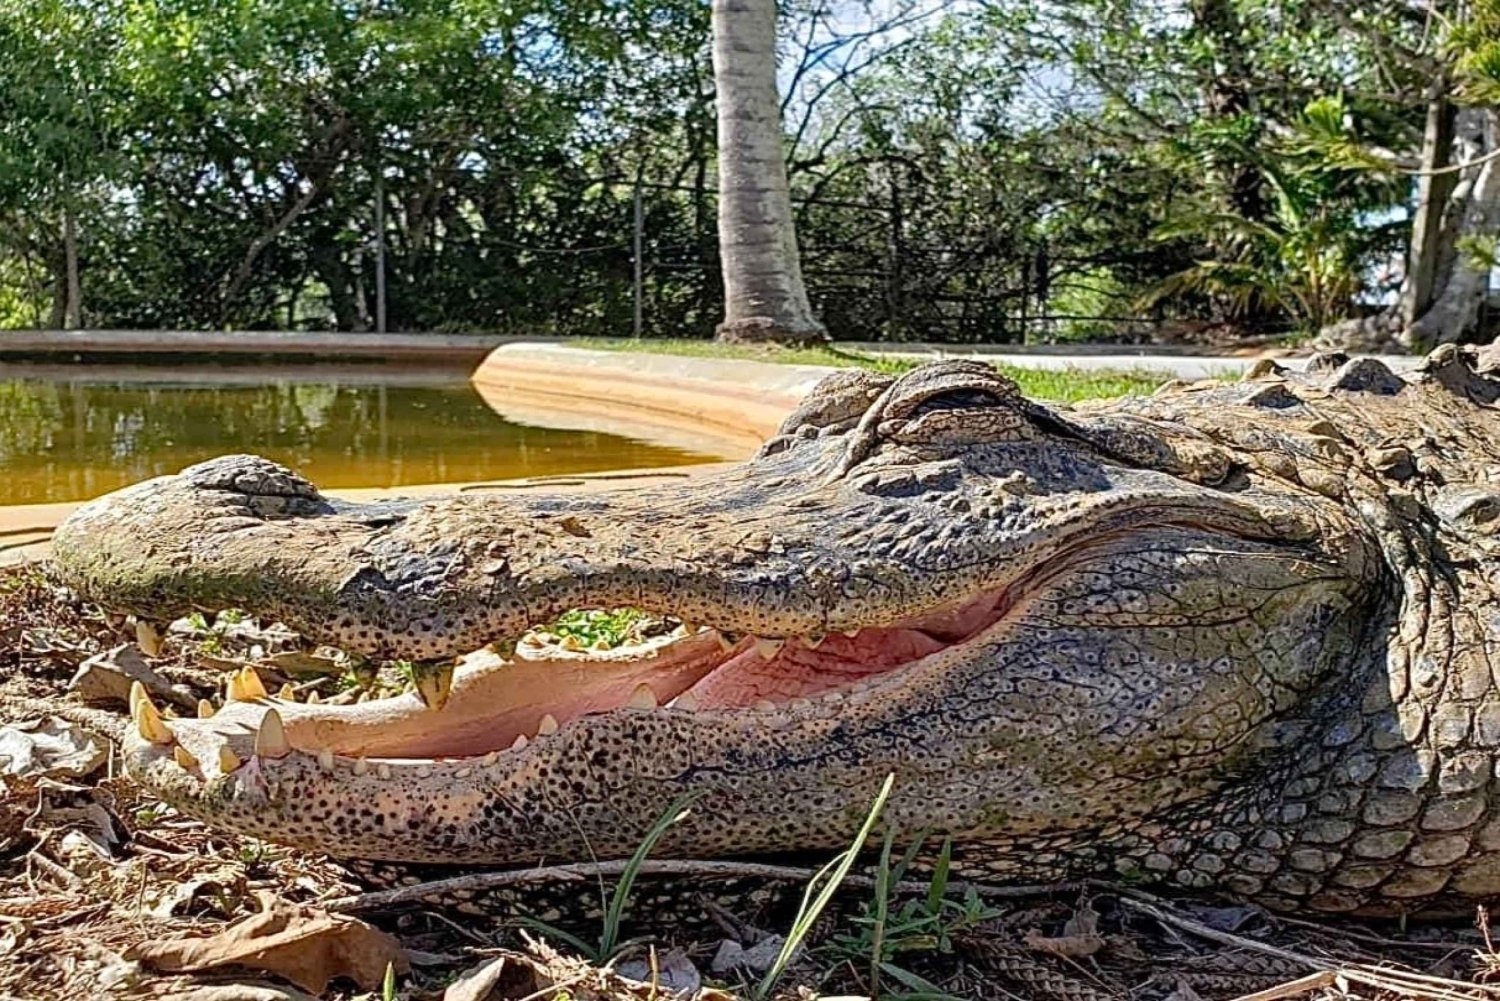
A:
0 366 719 505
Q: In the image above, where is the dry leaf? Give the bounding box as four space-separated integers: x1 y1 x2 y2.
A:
69 643 196 710
127 891 408 993
0 717 108 781
159 984 320 1001
1023 901 1105 958
616 947 701 997
443 955 541 1001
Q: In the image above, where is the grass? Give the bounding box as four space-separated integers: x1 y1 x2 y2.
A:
568 337 1176 403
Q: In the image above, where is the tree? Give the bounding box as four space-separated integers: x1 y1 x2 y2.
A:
711 0 827 344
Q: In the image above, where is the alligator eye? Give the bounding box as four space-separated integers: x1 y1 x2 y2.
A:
892 389 1031 446
908 389 1005 417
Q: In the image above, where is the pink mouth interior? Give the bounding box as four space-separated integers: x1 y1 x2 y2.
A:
261 587 1018 762
684 589 1009 707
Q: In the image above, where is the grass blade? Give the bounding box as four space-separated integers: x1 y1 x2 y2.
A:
869 826 897 999
924 837 952 916
754 772 896 1000
600 789 703 958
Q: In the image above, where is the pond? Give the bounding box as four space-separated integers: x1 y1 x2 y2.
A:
0 364 721 506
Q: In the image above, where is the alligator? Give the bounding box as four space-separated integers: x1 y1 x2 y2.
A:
47 349 1500 917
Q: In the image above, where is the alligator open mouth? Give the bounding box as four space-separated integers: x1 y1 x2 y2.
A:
133 581 1022 776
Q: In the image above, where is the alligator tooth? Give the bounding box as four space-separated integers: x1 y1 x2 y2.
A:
132 687 174 745
755 638 785 660
218 746 241 773
377 763 392 780
227 667 268 702
316 748 335 771
413 664 454 710
801 634 825 650
753 699 777 712
173 745 199 770
672 690 699 711
481 750 500 766
254 708 290 759
197 699 215 719
537 714 559 736
278 683 297 702
790 697 813 712
510 734 529 751
135 619 163 658
455 766 473 779
561 635 584 652
842 629 860 639
520 634 544 649
306 691 322 705
628 683 658 709
352 757 369 776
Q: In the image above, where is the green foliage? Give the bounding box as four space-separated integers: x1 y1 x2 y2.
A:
827 835 999 994
1144 122 1404 334
518 792 702 962
544 608 654 650
573 338 1174 401
755 773 896 1000
0 0 1471 342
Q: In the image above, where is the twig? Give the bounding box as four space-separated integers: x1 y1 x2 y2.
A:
0 526 53 538
1227 971 1335 1001
1272 910 1483 953
324 858 1077 913
1124 897 1500 1001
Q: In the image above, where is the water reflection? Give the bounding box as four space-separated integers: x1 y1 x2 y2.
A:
0 366 719 505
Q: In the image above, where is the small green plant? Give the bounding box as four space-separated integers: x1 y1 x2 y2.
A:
382 960 397 1001
826 835 998 998
519 790 703 961
133 803 166 827
754 773 896 1000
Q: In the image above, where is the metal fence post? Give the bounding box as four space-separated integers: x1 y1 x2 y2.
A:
374 172 387 335
632 180 645 338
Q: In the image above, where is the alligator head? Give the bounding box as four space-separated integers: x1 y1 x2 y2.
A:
50 355 1500 914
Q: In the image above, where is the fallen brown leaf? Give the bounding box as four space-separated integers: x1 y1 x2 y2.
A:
443 954 542 1001
1023 899 1105 959
126 890 408 993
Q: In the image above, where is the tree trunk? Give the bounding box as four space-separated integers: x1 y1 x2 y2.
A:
711 0 826 345
1319 107 1500 351
1407 109 1500 346
1403 80 1458 329
1191 0 1267 222
61 206 81 329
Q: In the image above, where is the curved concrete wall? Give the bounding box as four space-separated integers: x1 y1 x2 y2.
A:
470 343 833 458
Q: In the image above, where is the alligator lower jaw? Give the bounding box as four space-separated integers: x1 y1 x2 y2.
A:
133 584 1018 776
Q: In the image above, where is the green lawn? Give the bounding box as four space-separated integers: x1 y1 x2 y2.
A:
568 337 1177 403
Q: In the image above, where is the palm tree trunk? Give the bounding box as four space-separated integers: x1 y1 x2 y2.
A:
61 205 81 329
711 0 826 345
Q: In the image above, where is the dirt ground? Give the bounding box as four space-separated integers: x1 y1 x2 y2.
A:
4 563 1500 1001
